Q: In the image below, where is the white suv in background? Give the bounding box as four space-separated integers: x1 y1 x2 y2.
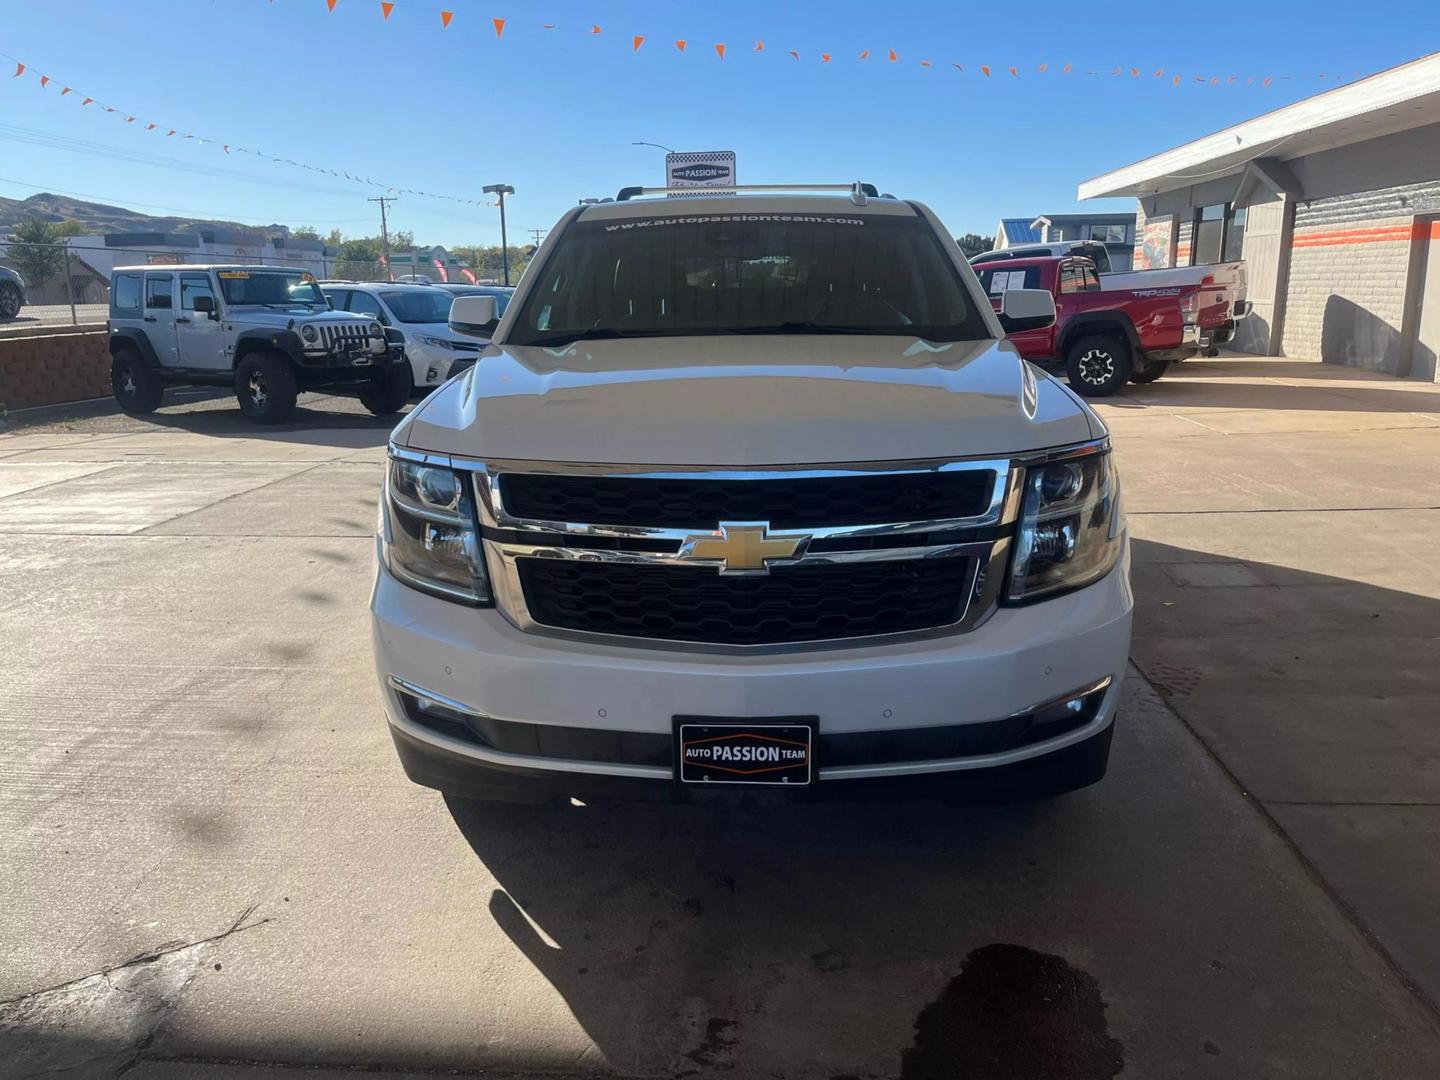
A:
321 282 485 393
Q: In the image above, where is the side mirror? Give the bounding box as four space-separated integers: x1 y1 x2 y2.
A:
997 288 1056 334
192 294 215 315
449 295 499 338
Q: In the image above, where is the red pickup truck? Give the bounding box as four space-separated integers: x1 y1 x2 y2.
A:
974 255 1232 396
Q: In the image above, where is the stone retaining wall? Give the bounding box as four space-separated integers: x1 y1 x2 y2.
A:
0 327 110 412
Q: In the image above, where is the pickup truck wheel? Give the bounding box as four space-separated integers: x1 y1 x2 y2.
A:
234 352 298 425
1066 335 1132 397
0 282 22 322
359 361 413 416
1130 357 1170 384
111 348 164 414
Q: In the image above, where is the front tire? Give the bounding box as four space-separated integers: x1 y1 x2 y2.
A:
1130 356 1170 384
1065 334 1132 397
359 361 413 416
0 282 22 322
234 352 298 425
111 348 164 414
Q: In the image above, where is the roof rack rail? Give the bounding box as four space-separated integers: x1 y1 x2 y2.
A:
615 182 880 206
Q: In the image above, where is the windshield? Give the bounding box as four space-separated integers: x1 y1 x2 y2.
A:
507 213 991 346
216 270 326 307
381 289 456 324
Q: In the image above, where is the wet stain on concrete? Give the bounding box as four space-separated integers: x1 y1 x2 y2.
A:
685 1016 739 1069
901 944 1124 1080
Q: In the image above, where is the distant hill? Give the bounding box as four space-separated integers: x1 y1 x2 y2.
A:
0 192 287 239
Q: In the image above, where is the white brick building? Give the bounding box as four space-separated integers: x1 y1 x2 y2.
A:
1079 52 1440 380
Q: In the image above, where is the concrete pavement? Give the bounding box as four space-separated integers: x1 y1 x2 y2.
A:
1 361 1439 1078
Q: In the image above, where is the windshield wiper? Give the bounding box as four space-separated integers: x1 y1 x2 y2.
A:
518 327 670 348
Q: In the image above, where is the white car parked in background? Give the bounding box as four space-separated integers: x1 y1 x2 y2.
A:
320 282 486 393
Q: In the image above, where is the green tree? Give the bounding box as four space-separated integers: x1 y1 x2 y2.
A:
290 225 322 240
956 233 994 259
331 237 382 280
325 228 344 246
5 216 80 288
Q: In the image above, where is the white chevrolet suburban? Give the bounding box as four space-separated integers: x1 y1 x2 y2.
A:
371 184 1133 804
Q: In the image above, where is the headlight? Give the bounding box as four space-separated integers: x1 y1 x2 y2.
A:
382 457 490 605
368 320 386 337
300 324 318 343
1006 448 1123 602
414 334 457 350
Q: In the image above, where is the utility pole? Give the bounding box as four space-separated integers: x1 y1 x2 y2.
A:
528 228 546 247
368 195 396 280
483 183 515 286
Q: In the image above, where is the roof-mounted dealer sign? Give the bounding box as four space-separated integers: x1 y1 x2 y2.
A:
665 151 737 197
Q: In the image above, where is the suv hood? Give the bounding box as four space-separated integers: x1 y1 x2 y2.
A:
395 336 1100 466
227 308 373 328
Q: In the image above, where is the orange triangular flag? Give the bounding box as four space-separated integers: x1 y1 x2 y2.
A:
326 0 337 10
380 2 393 18
1037 64 1047 73
1007 66 1017 76
632 35 644 51
61 86 71 95
921 60 932 68
788 50 799 60
543 23 555 29
493 18 504 37
1227 75 1237 84
12 62 23 77
754 40 763 51
1172 75 1181 86
1063 62 1072 73
1153 68 1163 77
439 10 453 27
675 40 686 52
858 49 869 60
1262 76 1272 87
82 97 93 105
39 75 49 87
887 49 897 62
714 44 725 59
223 144 231 153
167 129 176 136
146 122 157 130
1210 76 1219 86
1130 67 1139 76
980 65 991 77
590 24 602 34
1110 66 1121 75
952 63 963 72
821 53 831 63
126 116 135 122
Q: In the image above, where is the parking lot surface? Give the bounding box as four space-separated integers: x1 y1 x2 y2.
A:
3 357 1440 1078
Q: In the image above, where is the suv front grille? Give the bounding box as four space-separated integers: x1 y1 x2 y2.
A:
499 470 996 529
517 557 973 645
317 322 375 351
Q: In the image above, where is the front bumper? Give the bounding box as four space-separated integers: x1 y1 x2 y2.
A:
371 542 1134 802
404 340 480 385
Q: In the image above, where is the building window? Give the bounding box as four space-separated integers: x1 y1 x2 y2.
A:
1089 224 1128 244
1223 206 1247 262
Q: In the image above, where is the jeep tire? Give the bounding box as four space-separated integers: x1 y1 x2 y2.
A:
0 282 22 323
1065 334 1132 397
235 352 299 424
111 347 164 415
359 361 413 417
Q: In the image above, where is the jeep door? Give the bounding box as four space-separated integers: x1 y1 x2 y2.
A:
142 272 179 365
174 272 228 370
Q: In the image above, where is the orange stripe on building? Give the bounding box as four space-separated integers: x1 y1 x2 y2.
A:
1290 223 1416 249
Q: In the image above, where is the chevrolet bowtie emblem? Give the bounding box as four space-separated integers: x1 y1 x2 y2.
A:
678 522 811 575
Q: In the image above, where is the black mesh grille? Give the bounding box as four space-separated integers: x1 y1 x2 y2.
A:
518 557 972 645
500 470 994 530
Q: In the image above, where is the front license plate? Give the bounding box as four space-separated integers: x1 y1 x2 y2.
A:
675 718 815 786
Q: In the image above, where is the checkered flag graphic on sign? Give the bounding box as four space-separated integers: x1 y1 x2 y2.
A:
666 151 737 198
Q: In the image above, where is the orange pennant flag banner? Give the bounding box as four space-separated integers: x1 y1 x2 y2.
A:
980 65 991 77
1063 62 1072 73
753 40 763 51
858 49 869 60
1172 75 1181 86
167 129 176 136
920 60 932 68
821 53 831 63
439 11 453 27
146 122 156 130
675 39 686 52
61 86 71 95
1007 66 1017 76
1263 76 1273 87
543 23 555 29
953 63 963 72
380 2 393 18
82 97 93 105
714 43 725 59
326 0 337 10
788 49 799 60
1210 76 1219 86
591 25 602 34
39 75 49 87
632 35 644 51
1130 67 1139 76
125 116 135 122
887 49 897 62
1154 68 1163 77
223 144 231 153
12 62 23 77
493 18 504 37
1037 64 1047 73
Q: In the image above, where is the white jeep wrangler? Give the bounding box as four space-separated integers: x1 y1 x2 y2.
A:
371 184 1132 805
108 264 410 424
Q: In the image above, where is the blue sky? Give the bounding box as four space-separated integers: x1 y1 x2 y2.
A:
2 0 1437 246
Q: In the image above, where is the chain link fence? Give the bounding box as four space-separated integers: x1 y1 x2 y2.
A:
0 242 497 331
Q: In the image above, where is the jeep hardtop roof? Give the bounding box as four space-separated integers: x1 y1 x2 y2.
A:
112 264 310 274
